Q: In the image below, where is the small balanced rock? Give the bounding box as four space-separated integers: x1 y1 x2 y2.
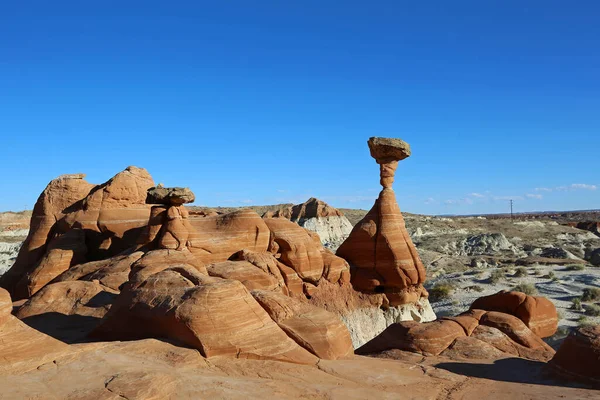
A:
146 184 195 205
367 137 411 188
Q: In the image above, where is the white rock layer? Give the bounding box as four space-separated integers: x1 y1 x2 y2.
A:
339 297 436 349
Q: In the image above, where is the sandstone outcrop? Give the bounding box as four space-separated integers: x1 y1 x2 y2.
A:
337 137 426 306
549 325 600 384
92 258 319 363
470 290 558 338
264 217 325 283
0 287 11 326
357 308 555 362
1 167 154 299
265 198 354 249
187 209 271 263
251 290 354 360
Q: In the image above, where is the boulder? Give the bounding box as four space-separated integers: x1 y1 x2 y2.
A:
470 291 558 338
550 325 600 384
251 290 354 360
146 185 195 205
356 319 466 356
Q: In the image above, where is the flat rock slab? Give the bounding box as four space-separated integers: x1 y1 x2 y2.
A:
146 186 195 205
368 137 411 163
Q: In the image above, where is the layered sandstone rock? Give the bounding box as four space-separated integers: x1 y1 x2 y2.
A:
549 325 600 384
0 287 11 326
264 218 325 284
52 251 144 291
92 258 318 364
1 167 154 300
470 290 558 338
0 174 95 297
265 198 354 250
337 137 426 307
251 290 354 360
357 308 555 362
187 209 271 263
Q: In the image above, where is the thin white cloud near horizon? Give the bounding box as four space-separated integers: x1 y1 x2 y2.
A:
535 183 598 192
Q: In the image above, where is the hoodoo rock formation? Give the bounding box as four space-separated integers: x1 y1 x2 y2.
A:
337 138 428 307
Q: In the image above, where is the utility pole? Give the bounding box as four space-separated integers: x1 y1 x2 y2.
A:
510 199 514 220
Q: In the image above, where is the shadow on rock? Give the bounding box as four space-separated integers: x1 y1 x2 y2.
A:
19 312 103 344
435 358 594 389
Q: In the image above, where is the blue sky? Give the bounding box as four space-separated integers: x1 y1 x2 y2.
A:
1 1 598 215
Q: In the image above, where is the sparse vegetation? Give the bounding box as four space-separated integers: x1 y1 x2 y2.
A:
542 271 556 280
512 283 538 295
577 316 592 327
514 267 527 277
565 264 585 271
584 304 600 317
489 269 505 284
571 297 583 311
581 288 600 302
428 282 456 302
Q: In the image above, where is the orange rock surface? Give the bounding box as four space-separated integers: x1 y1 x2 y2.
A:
470 290 558 338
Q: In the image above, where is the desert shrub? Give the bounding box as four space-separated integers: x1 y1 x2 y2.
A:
533 268 542 276
584 304 600 317
577 316 592 327
581 288 600 302
512 283 538 295
514 267 528 277
428 282 455 302
488 269 505 284
542 271 556 280
565 264 585 271
570 297 583 311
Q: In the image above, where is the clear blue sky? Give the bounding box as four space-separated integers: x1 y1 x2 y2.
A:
1 1 599 215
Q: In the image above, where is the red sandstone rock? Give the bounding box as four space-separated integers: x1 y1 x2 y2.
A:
1 174 94 297
550 325 600 384
264 218 324 284
0 288 12 326
251 290 354 360
336 138 426 306
93 266 318 364
288 197 345 221
18 228 87 297
187 209 271 264
207 261 285 292
1 167 154 300
470 290 558 338
357 319 466 356
53 251 144 291
357 307 555 362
